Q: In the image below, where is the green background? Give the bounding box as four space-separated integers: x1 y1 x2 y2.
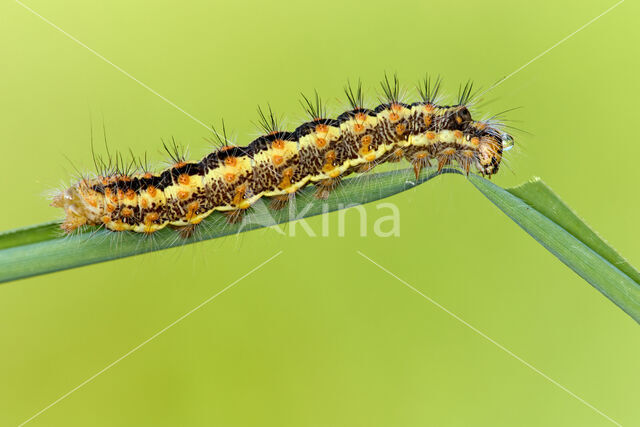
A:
1 0 639 425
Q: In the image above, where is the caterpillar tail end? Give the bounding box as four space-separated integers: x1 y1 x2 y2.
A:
50 187 91 233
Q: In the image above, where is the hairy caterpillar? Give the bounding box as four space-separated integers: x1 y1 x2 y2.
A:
51 75 514 235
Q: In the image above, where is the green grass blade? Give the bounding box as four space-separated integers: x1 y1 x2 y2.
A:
0 221 61 250
0 168 459 284
3 170 639 325
469 174 640 323
507 178 640 285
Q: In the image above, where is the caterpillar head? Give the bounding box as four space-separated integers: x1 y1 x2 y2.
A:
476 130 514 176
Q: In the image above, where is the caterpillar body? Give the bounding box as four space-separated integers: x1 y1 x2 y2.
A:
51 77 514 234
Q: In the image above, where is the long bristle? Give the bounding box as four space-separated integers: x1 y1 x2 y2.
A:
300 91 326 120
345 79 365 110
255 104 281 134
418 74 442 104
380 72 401 104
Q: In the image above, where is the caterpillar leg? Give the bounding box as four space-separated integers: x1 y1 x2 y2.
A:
408 152 431 179
386 148 404 163
269 194 291 210
436 147 456 172
61 215 87 233
170 223 198 239
224 209 245 224
357 162 375 173
314 177 341 199
457 150 475 175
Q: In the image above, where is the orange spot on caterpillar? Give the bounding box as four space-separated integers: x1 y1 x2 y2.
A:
224 173 236 183
224 156 237 166
442 147 456 156
272 154 284 165
391 103 402 112
121 207 134 217
455 116 463 124
174 162 187 168
145 212 159 224
272 139 285 149
117 189 124 200
353 123 365 133
360 135 372 155
126 189 136 200
365 153 376 162
389 112 400 122
177 190 190 200
185 201 199 220
232 184 247 207
106 204 116 213
140 198 149 209
101 215 111 224
426 132 436 140
315 137 327 148
178 173 190 185
147 186 157 197
220 145 234 151
462 150 474 158
453 130 464 139
355 113 367 122
104 188 112 197
424 104 435 113
268 131 279 136
396 123 406 135
279 167 294 189
416 152 428 159
143 172 153 179
322 150 336 172
144 213 159 233
83 195 98 208
476 123 487 130
423 115 432 127
470 137 480 147
315 124 328 133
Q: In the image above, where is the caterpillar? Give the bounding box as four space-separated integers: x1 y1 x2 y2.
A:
51 75 514 235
